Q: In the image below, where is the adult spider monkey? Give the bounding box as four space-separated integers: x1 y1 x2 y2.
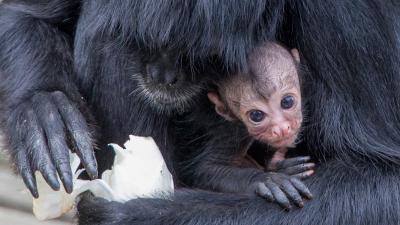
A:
0 0 209 197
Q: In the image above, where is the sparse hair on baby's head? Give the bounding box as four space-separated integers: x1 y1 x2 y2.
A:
217 41 300 107
247 42 300 97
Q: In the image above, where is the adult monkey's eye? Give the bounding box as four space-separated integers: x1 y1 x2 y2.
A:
249 110 266 123
281 95 295 109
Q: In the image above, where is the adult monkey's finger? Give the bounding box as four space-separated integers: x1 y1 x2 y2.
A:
52 91 98 179
24 108 60 191
16 149 38 198
34 93 73 193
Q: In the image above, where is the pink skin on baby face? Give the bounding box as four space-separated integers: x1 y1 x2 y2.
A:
236 82 302 148
208 44 302 148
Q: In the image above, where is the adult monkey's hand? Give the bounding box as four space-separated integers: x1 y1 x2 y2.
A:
6 91 97 198
0 0 94 198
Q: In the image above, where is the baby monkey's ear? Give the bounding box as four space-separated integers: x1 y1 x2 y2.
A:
207 92 236 121
291 48 300 64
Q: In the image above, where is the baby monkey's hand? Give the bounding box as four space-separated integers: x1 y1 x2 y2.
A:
250 172 312 210
267 156 315 179
249 156 315 209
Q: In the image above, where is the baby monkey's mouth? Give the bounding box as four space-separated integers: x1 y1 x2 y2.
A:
269 133 298 148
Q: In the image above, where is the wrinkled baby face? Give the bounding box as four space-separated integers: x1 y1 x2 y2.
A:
214 42 303 148
236 78 302 148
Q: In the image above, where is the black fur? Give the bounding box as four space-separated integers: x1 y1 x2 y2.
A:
1 0 400 224
78 162 400 225
0 0 211 197
77 0 400 225
0 0 92 196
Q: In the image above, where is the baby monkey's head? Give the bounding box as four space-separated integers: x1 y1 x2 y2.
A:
208 42 302 148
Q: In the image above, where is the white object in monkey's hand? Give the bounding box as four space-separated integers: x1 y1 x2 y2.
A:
32 135 174 220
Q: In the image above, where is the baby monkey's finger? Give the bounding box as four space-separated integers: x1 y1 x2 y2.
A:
255 182 274 202
265 181 291 210
281 163 315 175
292 170 315 179
290 177 313 199
281 180 304 208
275 156 311 170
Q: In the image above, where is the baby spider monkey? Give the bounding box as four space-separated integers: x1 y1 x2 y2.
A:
207 42 314 209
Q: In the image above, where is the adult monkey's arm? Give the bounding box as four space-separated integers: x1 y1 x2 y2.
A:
0 0 97 198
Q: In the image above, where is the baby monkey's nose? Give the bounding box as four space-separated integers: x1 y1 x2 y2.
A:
271 124 291 138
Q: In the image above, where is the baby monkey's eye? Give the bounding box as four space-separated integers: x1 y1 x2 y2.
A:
281 95 295 109
248 110 266 123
